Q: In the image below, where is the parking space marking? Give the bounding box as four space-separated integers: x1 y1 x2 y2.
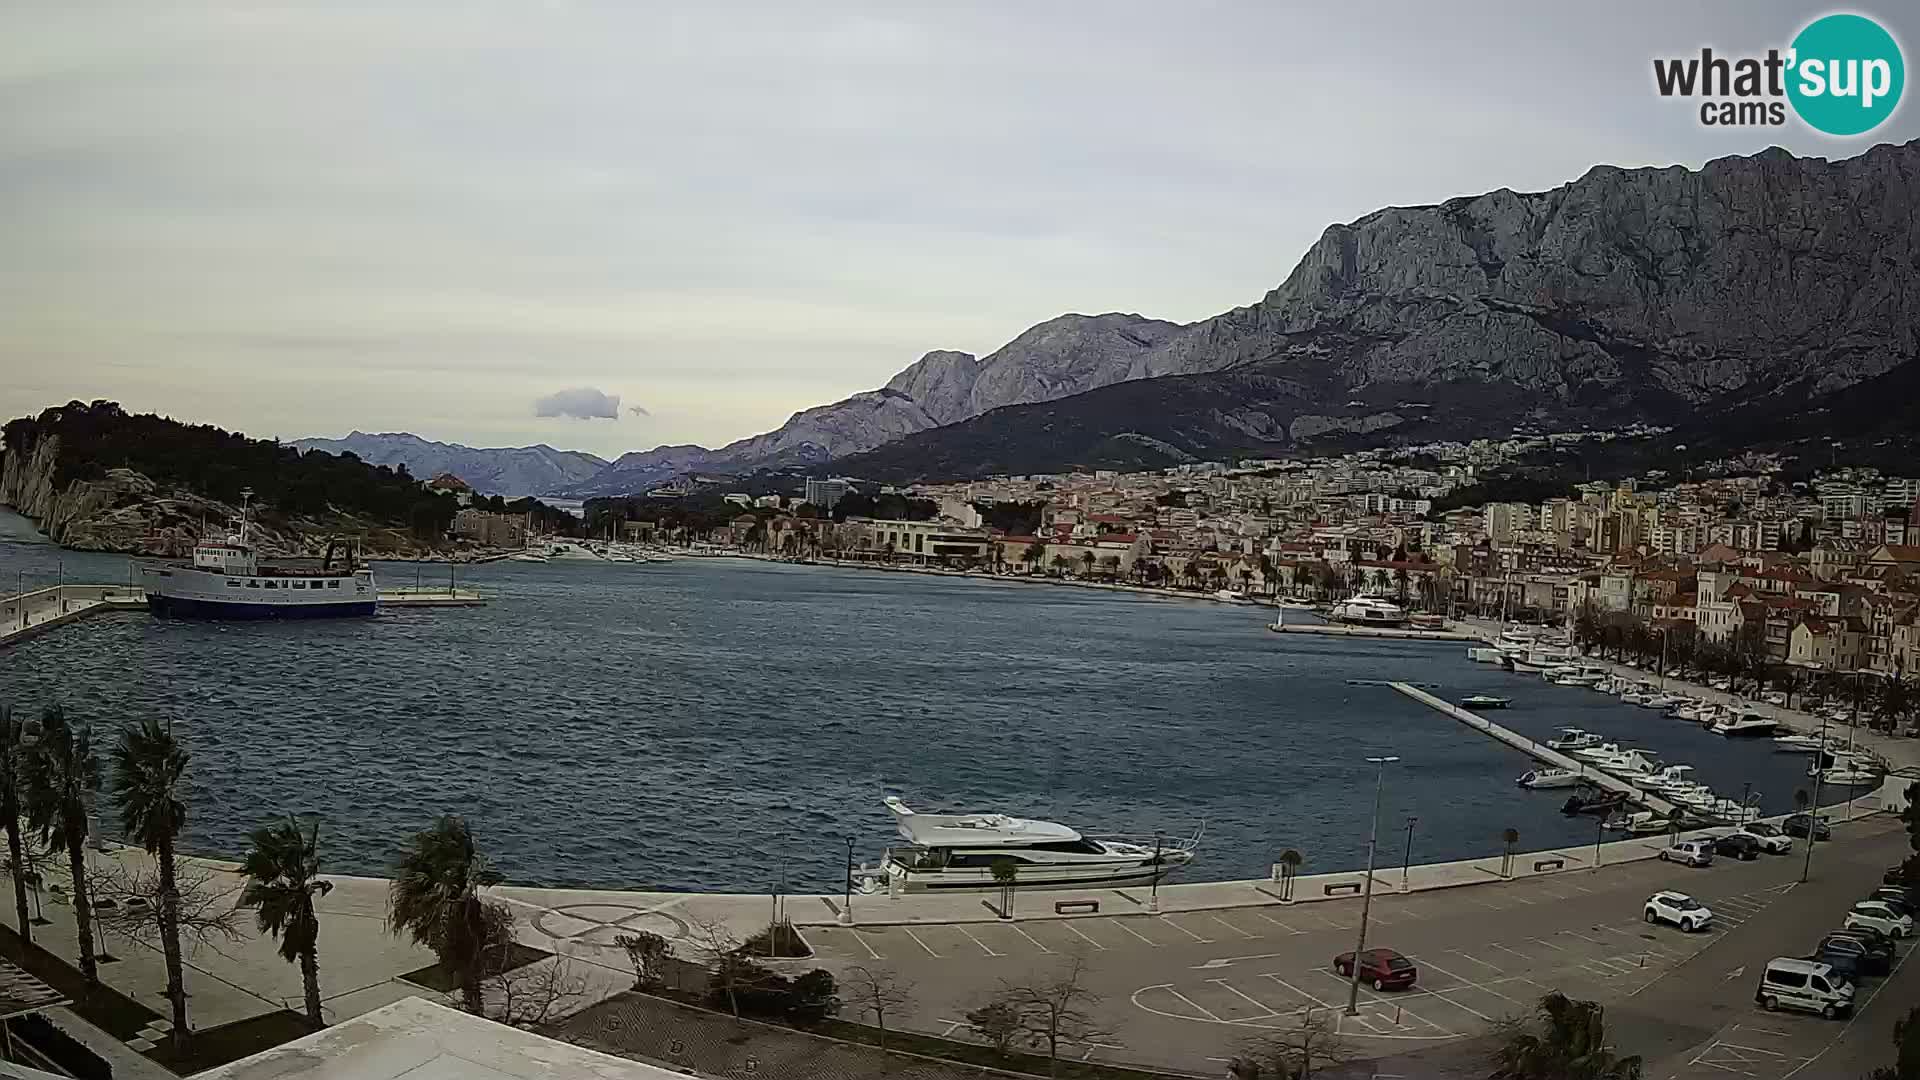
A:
1527 937 1565 952
1162 987 1224 1022
1487 942 1532 963
1061 921 1107 951
1448 950 1503 974
1160 917 1214 944
841 930 882 960
1010 925 1054 954
1112 919 1160 947
1559 929 1606 945
1207 913 1259 940
1407 955 1526 1007
903 927 939 958
1250 910 1307 935
1259 972 1336 1011
955 925 1002 957
1207 979 1282 1019
1305 969 1453 1035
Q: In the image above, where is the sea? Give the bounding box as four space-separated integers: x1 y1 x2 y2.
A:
0 508 1853 893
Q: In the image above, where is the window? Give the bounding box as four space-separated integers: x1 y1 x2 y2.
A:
328 581 340 589
264 581 278 589
226 580 241 588
1767 969 1807 989
292 581 306 590
247 580 260 588
1029 839 1104 855
1811 976 1832 993
947 853 1033 868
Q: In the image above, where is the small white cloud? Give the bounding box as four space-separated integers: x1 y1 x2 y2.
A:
627 404 651 417
534 386 621 420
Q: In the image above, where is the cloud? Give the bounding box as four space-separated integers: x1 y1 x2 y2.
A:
533 386 620 419
627 404 650 417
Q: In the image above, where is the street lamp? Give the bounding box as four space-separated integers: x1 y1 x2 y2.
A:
840 836 855 926
1400 817 1417 892
1800 710 1830 884
1347 755 1400 1016
1148 831 1165 914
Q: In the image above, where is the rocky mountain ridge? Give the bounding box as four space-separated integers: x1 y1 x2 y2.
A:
291 432 608 497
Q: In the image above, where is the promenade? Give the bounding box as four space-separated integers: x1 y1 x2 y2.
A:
0 584 143 648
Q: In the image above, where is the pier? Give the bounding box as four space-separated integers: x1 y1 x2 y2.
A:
1388 680 1678 816
1268 620 1479 642
2 582 486 647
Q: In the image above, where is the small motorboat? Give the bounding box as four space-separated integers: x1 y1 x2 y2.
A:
1570 741 1624 763
1547 728 1603 751
1460 694 1512 710
1466 646 1506 664
1606 809 1677 835
1772 733 1826 753
1518 767 1583 789
1640 694 1682 710
1711 712 1778 738
1820 766 1883 786
1562 787 1629 816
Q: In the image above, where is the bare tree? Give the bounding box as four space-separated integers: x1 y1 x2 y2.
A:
683 914 761 1019
992 954 1117 1077
91 857 243 961
487 956 591 1028
964 1000 1021 1054
1237 1010 1354 1079
613 929 671 991
844 965 913 1049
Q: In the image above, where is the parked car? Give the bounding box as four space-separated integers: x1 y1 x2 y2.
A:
1739 822 1793 854
1757 958 1854 1018
1660 839 1715 867
1886 865 1914 886
1867 889 1915 918
1710 833 1762 861
1783 814 1832 840
1816 932 1893 975
1845 901 1914 938
1332 949 1417 991
1711 678 1733 691
1644 891 1714 932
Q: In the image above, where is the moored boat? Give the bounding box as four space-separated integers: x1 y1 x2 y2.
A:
856 796 1199 893
1547 727 1603 751
1460 694 1512 710
139 491 376 619
1518 767 1582 789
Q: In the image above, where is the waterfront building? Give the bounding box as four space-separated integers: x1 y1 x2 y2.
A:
854 517 993 562
452 509 526 547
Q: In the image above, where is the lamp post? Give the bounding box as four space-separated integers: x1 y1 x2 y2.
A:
1347 755 1400 1015
1800 710 1829 884
1149 831 1164 914
1593 814 1606 873
840 836 855 925
1400 817 1417 892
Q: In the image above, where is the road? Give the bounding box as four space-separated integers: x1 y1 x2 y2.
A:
798 816 1914 1076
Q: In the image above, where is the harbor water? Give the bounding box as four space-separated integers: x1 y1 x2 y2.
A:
1 513 1850 892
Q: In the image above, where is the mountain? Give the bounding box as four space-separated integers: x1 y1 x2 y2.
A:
561 313 1187 495
828 141 1920 481
291 432 608 496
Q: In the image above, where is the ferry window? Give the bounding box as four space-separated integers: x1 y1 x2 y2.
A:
291 582 305 589
247 580 260 588
329 581 340 589
264 581 278 589
226 581 240 588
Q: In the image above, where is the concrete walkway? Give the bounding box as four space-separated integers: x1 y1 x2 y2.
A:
0 585 142 648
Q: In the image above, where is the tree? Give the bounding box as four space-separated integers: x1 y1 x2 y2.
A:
1501 828 1521 878
788 968 841 1025
239 815 335 1028
387 816 503 1015
0 706 33 944
487 956 591 1028
1237 1009 1353 1078
1490 992 1643 1079
110 719 193 1049
1023 542 1047 572
965 1000 1022 1054
21 705 101 985
991 857 1019 918
844 965 913 1049
685 915 752 1019
1866 1003 1920 1080
1079 551 1095 577
993 955 1117 1077
614 929 670 991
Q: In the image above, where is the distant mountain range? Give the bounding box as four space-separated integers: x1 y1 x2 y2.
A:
304 140 1920 493
290 432 607 497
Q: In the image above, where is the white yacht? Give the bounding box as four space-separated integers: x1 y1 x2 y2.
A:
1772 733 1827 753
1570 741 1625 763
140 491 375 619
1213 589 1253 605
1596 749 1659 778
544 541 606 561
1710 711 1778 738
1636 764 1698 795
1328 597 1408 626
507 550 550 563
1466 646 1507 664
1547 728 1604 751
858 797 1198 893
1639 694 1683 711
1815 755 1883 786
1517 767 1583 789
1514 645 1577 673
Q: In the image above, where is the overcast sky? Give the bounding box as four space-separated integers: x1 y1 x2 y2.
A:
3 2 1913 458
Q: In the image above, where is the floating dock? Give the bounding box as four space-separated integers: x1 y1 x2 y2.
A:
377 588 488 607
3 583 486 648
1388 680 1677 816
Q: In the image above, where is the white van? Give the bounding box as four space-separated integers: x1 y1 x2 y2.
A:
1755 958 1854 1018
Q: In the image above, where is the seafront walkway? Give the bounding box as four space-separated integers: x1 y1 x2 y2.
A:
0 584 143 648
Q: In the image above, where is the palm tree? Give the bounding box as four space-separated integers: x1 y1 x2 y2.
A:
1492 992 1643 1079
239 815 334 1028
388 816 502 1014
21 705 101 985
990 857 1018 918
1023 541 1047 572
0 706 33 944
1079 551 1095 577
112 718 194 1049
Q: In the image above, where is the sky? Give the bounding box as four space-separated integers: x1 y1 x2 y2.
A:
3 2 1915 459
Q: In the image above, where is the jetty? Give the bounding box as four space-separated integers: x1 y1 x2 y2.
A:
1268 621 1478 642
1388 680 1678 816
2 582 486 648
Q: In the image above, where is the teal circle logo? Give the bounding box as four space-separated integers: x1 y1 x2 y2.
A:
1787 13 1904 135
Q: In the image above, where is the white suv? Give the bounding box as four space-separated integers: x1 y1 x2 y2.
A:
1645 891 1714 932
1660 840 1714 867
1739 822 1793 854
1845 901 1914 938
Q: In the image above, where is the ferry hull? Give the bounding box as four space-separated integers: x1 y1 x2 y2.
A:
147 595 377 619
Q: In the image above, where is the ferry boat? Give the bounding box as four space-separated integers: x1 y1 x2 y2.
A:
1328 597 1408 626
856 797 1199 893
140 491 375 619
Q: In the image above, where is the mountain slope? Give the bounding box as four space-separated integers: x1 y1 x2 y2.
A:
830 141 1920 482
291 432 607 496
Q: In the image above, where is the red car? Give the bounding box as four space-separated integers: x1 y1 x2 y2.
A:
1333 948 1417 991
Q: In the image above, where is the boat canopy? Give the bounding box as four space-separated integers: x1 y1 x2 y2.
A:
884 796 1082 847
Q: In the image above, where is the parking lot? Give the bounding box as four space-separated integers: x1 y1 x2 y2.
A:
797 821 1918 1074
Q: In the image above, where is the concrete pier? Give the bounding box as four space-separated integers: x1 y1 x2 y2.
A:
1389 680 1678 816
1268 621 1479 642
377 587 487 607
0 585 142 649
